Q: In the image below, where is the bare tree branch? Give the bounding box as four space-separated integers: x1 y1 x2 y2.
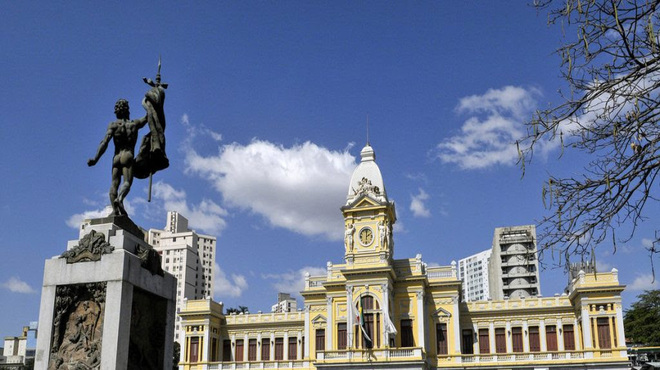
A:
520 0 660 269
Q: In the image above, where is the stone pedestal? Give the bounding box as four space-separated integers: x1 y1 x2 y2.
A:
34 216 177 370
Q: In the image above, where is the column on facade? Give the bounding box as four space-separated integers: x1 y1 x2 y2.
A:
346 286 353 349
522 321 529 352
416 290 426 350
270 333 275 360
452 297 461 354
243 334 249 361
298 331 303 360
202 324 210 362
231 334 236 361
573 318 580 350
539 319 546 352
581 305 592 349
284 332 289 360
257 333 262 361
489 322 496 355
505 322 512 353
304 306 310 359
473 323 479 354
381 284 390 347
615 304 625 350
556 319 564 351
326 297 333 350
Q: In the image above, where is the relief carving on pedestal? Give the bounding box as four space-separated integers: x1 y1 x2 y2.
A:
49 282 106 370
60 230 114 264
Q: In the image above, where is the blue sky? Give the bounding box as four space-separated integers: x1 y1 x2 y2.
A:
1 2 658 337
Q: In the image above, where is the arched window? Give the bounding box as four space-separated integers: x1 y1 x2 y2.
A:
355 294 381 348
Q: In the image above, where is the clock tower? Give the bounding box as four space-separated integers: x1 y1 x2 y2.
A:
341 144 396 266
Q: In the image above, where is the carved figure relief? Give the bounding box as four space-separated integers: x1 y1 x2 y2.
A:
345 224 355 252
128 288 167 370
352 177 383 200
60 230 114 264
49 282 106 370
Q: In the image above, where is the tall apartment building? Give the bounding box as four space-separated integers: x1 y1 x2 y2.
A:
488 224 541 300
148 211 217 344
271 292 298 313
457 249 491 302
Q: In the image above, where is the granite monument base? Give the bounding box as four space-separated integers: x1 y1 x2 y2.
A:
34 216 177 370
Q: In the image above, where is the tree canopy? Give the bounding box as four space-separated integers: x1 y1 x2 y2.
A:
624 289 660 345
519 0 660 267
226 305 249 314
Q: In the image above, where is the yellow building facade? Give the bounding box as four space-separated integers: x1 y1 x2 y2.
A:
179 144 629 370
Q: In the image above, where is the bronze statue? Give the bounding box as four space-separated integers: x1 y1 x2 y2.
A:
88 60 169 217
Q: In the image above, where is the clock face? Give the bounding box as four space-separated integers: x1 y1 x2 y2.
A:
359 227 374 246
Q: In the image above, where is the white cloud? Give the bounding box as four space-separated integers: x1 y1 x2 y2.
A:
262 266 327 299
435 86 541 170
184 138 356 240
1 277 36 294
152 182 228 236
595 260 612 272
410 188 431 218
213 262 248 299
628 273 660 291
642 238 656 250
66 206 113 228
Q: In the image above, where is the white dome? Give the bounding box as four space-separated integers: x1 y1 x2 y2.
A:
346 145 387 203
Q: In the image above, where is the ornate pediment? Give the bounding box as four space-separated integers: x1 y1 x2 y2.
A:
312 314 327 328
432 307 452 320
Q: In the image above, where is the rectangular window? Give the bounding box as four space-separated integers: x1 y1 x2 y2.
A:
546 325 558 351
316 329 325 353
363 313 374 348
495 328 506 353
461 329 474 354
275 338 284 360
211 338 218 362
401 319 414 347
436 323 448 355
478 328 490 354
235 339 244 362
612 317 618 347
563 324 575 350
511 327 523 352
190 337 200 363
222 340 231 361
337 323 347 350
248 339 257 361
288 337 297 360
597 318 611 349
529 326 540 352
261 339 270 361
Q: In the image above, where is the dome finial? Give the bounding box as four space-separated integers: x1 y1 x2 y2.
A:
366 114 370 146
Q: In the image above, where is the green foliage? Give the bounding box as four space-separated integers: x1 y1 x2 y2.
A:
173 341 181 370
624 290 660 346
225 305 249 314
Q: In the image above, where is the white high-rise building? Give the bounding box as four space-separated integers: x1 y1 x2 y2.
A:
457 249 492 302
148 211 216 344
271 292 298 313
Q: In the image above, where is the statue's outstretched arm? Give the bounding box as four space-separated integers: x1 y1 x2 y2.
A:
135 115 148 129
87 125 113 166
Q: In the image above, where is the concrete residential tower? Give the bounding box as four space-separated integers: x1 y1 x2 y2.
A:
488 225 541 300
148 211 217 344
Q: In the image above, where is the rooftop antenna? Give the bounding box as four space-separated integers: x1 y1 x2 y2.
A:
366 114 370 146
